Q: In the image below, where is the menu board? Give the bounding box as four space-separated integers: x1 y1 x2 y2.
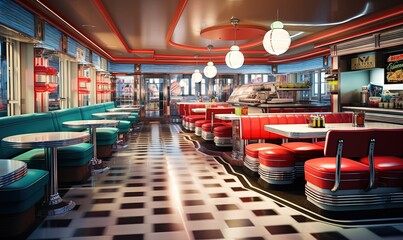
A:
385 51 403 84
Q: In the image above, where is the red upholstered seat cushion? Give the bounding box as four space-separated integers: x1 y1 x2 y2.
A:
245 143 282 159
201 122 227 132
195 119 210 127
281 142 324 161
360 156 403 187
313 141 325 148
258 147 295 167
305 157 370 190
188 115 206 123
213 125 232 137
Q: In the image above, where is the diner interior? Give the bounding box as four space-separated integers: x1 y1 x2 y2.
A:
1 0 403 239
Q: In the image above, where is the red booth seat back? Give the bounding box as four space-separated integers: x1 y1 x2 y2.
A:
323 129 374 158
372 128 403 157
240 113 353 141
205 107 235 122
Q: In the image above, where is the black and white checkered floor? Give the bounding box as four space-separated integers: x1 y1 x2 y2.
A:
28 122 403 240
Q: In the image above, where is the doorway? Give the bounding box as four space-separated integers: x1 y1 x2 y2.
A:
143 76 168 118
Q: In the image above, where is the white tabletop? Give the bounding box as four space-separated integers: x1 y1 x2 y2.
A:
215 113 264 121
92 112 131 119
63 120 119 129
119 105 142 108
192 108 206 113
264 122 403 139
176 102 227 105
2 132 90 148
215 114 240 121
107 107 140 112
0 160 27 188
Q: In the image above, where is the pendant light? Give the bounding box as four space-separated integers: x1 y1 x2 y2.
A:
263 11 291 55
225 18 244 69
191 55 202 83
204 45 217 78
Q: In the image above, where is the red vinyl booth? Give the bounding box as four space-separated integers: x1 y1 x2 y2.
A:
240 112 353 178
305 128 403 211
200 107 235 141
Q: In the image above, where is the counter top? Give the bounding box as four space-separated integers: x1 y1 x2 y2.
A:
343 106 403 115
259 102 330 108
343 106 403 125
227 101 330 108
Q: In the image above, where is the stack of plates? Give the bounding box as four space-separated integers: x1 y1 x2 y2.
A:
0 160 28 188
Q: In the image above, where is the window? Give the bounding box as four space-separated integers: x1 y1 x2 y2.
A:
0 41 6 116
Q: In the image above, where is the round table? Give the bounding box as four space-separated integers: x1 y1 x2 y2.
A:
62 120 119 173
92 112 131 119
107 107 140 112
0 159 27 188
2 132 90 215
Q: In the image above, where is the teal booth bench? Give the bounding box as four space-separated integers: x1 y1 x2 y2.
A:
0 112 94 183
0 162 48 239
80 103 132 143
52 107 119 158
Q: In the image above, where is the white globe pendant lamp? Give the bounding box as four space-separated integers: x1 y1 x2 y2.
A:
225 18 244 69
191 69 202 83
225 45 244 69
191 55 203 83
204 61 217 78
263 20 291 55
203 45 218 78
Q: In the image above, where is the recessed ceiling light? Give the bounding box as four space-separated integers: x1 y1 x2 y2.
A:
81 24 96 28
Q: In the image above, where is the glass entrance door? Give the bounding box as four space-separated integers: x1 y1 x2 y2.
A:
144 77 167 118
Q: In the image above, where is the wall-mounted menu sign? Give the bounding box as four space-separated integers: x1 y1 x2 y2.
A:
351 53 376 70
385 51 403 84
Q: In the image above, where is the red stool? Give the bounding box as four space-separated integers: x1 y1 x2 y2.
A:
258 147 295 185
201 122 227 141
281 142 324 177
244 143 282 175
213 124 232 147
194 119 209 136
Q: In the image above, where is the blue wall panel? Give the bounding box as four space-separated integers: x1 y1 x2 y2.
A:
141 64 272 74
108 63 134 73
92 52 101 68
0 0 35 37
278 57 325 73
67 37 90 62
43 23 62 51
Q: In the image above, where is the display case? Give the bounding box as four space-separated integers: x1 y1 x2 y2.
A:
227 82 328 113
96 73 114 103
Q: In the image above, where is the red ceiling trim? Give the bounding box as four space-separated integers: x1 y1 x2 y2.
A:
92 0 154 55
315 20 403 48
291 5 403 49
165 0 265 53
16 0 398 65
267 48 330 64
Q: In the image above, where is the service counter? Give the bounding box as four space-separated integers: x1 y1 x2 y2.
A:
342 106 403 125
228 101 330 113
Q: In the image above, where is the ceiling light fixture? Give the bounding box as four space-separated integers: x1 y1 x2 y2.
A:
191 55 203 83
263 11 291 55
225 17 244 69
204 45 217 78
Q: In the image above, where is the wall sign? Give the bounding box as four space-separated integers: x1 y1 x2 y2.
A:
76 48 86 62
351 53 376 70
385 51 403 84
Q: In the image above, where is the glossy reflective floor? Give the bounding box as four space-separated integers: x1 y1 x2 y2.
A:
28 122 403 240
